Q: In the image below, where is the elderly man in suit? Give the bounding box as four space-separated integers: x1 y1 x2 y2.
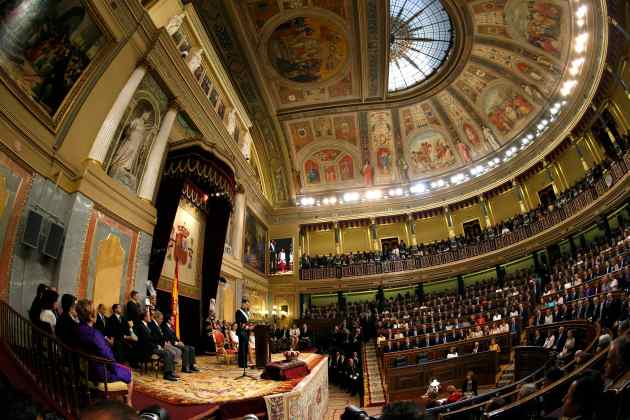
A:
162 313 199 373
134 310 178 381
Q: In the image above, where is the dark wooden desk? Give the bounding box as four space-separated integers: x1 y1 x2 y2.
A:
386 351 499 402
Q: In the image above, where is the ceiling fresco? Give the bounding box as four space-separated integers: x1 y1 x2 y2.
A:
195 0 605 203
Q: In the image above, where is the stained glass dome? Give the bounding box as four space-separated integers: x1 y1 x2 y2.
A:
388 0 454 92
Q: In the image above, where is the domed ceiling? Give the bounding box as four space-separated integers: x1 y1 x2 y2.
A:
195 0 606 206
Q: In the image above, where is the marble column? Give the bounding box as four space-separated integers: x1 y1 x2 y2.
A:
513 181 529 213
138 101 179 200
369 218 379 251
444 206 455 239
574 142 590 171
88 64 147 163
334 222 341 255
543 161 560 195
479 195 492 227
231 186 246 260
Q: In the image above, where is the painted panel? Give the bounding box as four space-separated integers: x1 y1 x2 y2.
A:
307 229 335 257
368 110 397 184
489 189 521 223
341 227 370 253
244 208 268 274
78 211 138 306
161 198 205 298
556 145 586 187
0 0 106 117
267 16 348 83
415 216 449 244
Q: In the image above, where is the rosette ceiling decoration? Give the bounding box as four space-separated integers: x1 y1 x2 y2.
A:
195 0 607 207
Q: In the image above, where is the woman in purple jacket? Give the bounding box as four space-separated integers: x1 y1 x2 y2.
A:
75 299 133 405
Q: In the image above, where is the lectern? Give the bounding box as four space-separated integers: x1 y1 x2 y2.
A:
254 324 271 368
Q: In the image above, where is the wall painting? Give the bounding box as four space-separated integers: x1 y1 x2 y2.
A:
160 198 205 298
267 16 348 83
243 208 267 274
0 0 106 118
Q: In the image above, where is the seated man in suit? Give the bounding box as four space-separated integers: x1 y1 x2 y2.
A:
149 310 183 371
107 303 137 363
161 313 199 373
133 310 178 381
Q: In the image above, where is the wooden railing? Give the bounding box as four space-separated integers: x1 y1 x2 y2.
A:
382 332 514 370
486 347 608 419
433 320 599 419
0 300 129 419
386 351 499 402
379 317 521 358
300 155 629 280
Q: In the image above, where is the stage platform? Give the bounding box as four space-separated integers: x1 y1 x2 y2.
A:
132 352 328 420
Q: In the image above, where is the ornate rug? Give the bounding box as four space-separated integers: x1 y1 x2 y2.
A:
133 353 324 406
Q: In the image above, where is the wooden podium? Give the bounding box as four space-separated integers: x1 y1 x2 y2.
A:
254 324 271 368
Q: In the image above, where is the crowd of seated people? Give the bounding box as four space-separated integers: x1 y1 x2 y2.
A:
373 277 531 354
28 287 200 391
300 155 624 271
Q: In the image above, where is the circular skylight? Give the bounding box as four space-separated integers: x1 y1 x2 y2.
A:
388 0 454 92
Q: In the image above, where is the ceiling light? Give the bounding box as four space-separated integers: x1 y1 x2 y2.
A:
366 190 382 200
436 179 445 187
328 196 337 204
574 33 589 53
300 197 315 206
561 80 578 96
410 183 426 194
575 5 588 19
569 57 585 76
343 192 359 202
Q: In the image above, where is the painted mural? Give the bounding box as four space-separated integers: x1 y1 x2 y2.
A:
400 103 441 136
161 198 205 292
480 83 535 136
267 16 348 83
247 0 280 31
79 211 138 307
312 0 347 18
0 0 106 117
473 0 567 59
473 45 558 99
243 208 267 274
289 120 315 152
407 130 458 176
302 148 356 186
368 111 397 183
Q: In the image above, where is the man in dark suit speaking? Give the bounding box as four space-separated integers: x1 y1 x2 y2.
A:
236 298 251 368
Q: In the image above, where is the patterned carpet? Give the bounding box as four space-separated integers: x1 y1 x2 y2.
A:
133 353 324 406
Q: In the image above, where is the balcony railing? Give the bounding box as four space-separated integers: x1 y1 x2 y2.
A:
300 153 630 280
0 301 130 419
